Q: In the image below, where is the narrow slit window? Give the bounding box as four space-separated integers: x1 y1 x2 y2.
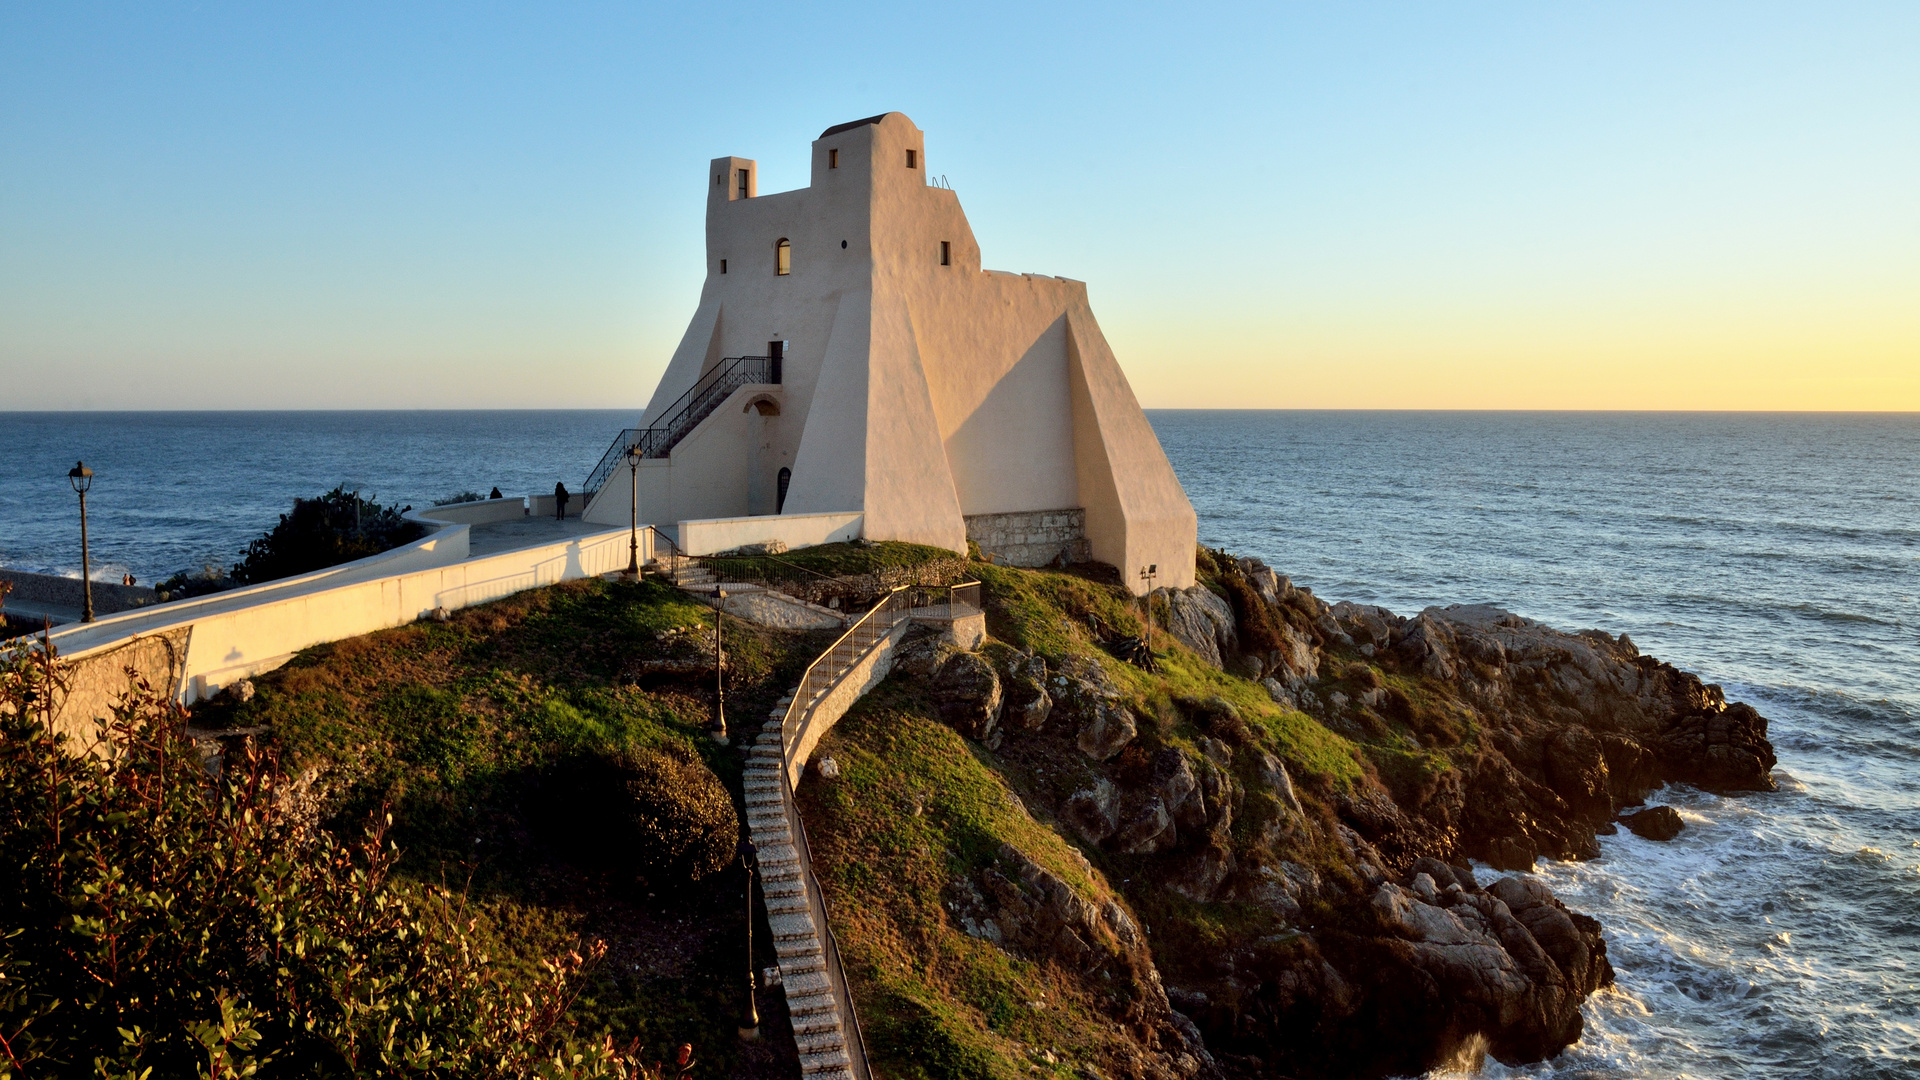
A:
828 148 838 168
720 259 727 274
940 241 951 266
775 238 791 276
906 148 917 169
737 168 749 199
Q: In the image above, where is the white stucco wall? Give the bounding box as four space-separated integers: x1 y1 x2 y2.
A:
613 111 1196 591
678 511 863 557
50 525 631 704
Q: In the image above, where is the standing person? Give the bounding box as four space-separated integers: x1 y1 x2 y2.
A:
554 482 570 520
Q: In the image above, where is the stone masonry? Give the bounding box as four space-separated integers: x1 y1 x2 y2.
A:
964 508 1090 568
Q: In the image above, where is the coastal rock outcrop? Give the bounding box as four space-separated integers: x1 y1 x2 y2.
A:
947 843 1218 1080
906 549 1774 1079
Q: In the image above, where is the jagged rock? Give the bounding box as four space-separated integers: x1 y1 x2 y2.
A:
1260 677 1296 709
893 630 961 679
1256 752 1303 816
1236 859 1320 921
1075 700 1137 761
1619 805 1684 840
1331 602 1401 648
1113 797 1176 854
1169 840 1236 903
1151 749 1206 829
933 651 1002 743
1063 779 1120 844
1159 586 1237 668
1658 701 1776 791
1544 726 1613 824
1001 652 1052 731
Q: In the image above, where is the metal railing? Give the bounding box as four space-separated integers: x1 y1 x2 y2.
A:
778 585 916 759
909 581 980 619
770 588 917 1080
582 354 778 494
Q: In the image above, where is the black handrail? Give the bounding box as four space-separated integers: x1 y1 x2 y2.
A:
582 354 779 493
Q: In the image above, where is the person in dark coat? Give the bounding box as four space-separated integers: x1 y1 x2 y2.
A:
554 482 570 520
488 486 503 500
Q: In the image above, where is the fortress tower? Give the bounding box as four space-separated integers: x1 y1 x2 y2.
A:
582 112 1196 593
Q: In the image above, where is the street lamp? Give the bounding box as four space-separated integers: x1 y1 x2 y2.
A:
69 462 95 623
624 443 643 579
738 837 761 1040
711 588 728 743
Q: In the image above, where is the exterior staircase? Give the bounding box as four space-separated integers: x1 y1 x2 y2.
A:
649 554 716 590
746 700 859 1079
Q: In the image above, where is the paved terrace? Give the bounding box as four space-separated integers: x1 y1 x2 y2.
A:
466 514 621 558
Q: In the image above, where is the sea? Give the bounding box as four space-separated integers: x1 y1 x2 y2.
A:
3 409 1917 1078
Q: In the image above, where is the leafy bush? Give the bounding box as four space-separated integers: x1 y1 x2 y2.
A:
545 747 739 885
0 645 651 1079
153 562 236 603
232 486 425 585
434 491 488 506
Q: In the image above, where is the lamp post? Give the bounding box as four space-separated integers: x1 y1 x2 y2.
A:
738 837 761 1040
711 588 728 743
625 443 642 579
69 462 95 623
1137 563 1158 641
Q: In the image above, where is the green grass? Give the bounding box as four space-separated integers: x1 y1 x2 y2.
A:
799 680 1138 1080
195 574 829 1071
703 539 962 583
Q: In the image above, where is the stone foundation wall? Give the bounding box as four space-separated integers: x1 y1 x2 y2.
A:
964 508 1091 568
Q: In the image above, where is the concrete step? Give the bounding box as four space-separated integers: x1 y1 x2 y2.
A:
744 790 783 808
786 991 838 1017
780 949 825 973
795 1031 846 1057
782 969 832 996
768 912 816 941
765 892 809 915
801 1049 853 1075
757 843 798 865
790 1010 840 1035
774 937 824 960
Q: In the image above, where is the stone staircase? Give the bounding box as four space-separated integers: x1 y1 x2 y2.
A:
649 554 716 590
745 689 859 1080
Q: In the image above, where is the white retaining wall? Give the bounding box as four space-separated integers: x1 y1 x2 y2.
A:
679 511 863 556
45 515 629 706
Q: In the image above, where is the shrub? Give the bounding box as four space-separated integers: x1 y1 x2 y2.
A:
153 562 236 602
545 747 739 885
230 486 425 585
434 491 488 506
0 644 647 1079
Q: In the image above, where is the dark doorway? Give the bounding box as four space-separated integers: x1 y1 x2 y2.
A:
768 340 784 384
776 467 792 514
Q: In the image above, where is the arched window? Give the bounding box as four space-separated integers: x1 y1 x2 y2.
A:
776 467 792 513
775 238 791 276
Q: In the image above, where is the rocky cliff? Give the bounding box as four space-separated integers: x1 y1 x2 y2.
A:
808 550 1776 1080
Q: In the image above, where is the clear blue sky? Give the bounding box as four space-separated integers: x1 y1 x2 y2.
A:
3 2 1916 410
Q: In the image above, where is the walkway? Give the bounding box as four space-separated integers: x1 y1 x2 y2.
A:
466 515 619 558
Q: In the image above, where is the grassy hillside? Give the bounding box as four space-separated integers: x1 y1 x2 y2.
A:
794 561 1394 1080
199 576 831 1078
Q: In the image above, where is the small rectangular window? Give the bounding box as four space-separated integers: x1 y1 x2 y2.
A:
828 148 838 168
737 168 749 199
940 241 951 266
720 259 727 274
906 148 917 169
